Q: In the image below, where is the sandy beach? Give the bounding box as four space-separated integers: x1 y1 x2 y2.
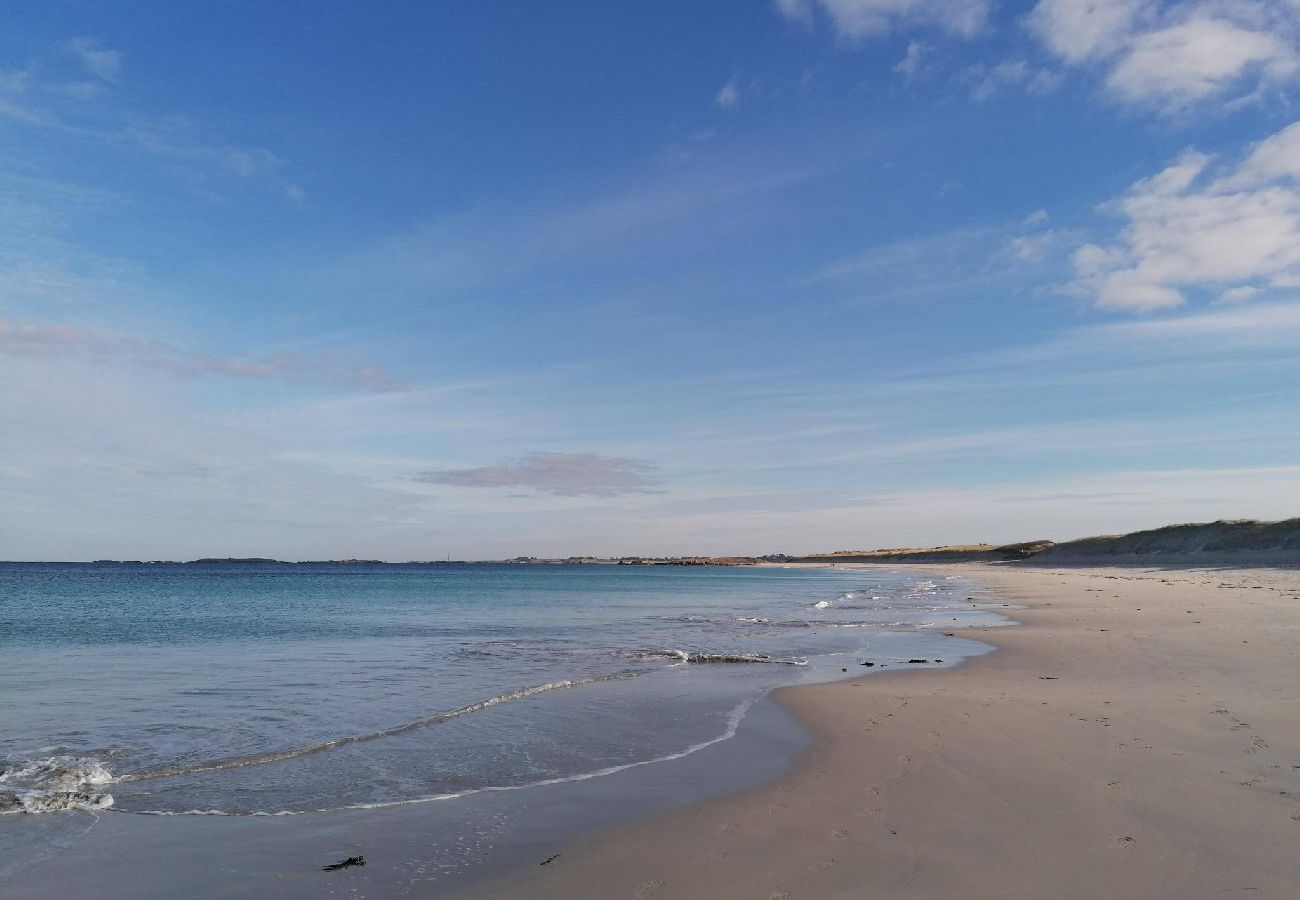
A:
478 563 1300 900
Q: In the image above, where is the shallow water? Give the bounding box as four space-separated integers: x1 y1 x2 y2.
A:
0 562 1008 872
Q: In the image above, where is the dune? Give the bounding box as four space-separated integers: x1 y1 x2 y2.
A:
794 518 1299 567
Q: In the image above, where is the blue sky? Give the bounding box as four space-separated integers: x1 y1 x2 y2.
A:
3 0 1300 560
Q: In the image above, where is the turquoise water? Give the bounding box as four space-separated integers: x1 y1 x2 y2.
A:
0 563 1004 830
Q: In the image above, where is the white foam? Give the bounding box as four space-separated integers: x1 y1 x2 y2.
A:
0 755 116 815
637 649 807 666
814 589 885 609
1 790 115 815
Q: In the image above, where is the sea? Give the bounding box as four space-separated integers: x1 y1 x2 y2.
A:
0 561 1011 882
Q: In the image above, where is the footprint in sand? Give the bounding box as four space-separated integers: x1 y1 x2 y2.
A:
634 880 666 898
831 829 850 841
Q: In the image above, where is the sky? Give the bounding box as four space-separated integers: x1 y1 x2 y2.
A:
3 0 1300 560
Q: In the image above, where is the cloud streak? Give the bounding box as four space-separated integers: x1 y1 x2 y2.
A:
66 37 122 85
776 0 992 40
415 452 660 497
0 38 304 203
0 318 405 392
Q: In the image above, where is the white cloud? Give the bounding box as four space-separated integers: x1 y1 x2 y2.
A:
1107 17 1294 106
1068 124 1300 311
1007 229 1063 261
1219 285 1262 303
1217 119 1300 189
715 75 740 108
776 0 992 40
894 40 929 80
1028 0 1300 109
1027 0 1153 62
965 58 1062 101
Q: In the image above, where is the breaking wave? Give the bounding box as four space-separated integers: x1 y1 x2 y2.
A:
633 649 807 666
115 672 643 786
130 697 760 817
3 674 647 813
813 590 883 609
0 755 115 815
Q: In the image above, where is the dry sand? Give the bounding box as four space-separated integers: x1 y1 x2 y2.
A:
477 564 1300 900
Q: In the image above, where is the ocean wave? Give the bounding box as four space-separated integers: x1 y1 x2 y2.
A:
828 603 945 612
112 672 642 787
130 698 758 818
1 789 115 814
813 590 883 609
633 649 807 666
826 620 931 629
735 618 927 630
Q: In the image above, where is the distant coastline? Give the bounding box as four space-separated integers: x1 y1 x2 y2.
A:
6 517 1297 567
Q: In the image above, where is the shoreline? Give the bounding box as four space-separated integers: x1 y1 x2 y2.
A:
2 567 999 898
5 563 1296 898
477 563 1300 899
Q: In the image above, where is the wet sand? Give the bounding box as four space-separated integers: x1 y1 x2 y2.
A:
479 564 1300 899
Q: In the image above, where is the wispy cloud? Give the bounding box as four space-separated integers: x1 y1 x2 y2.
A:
415 452 660 497
776 0 992 40
0 318 405 392
66 37 123 85
894 40 929 81
0 38 304 203
962 59 1062 102
1094 301 1300 342
715 75 741 108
